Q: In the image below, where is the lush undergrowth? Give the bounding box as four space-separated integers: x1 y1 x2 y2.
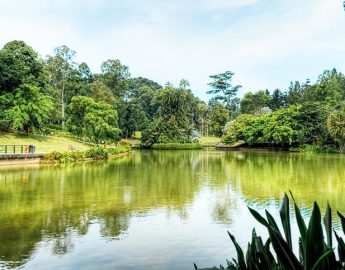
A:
151 143 202 150
43 144 131 163
195 193 345 270
299 144 339 154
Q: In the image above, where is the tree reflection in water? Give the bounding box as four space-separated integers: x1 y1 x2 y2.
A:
1 150 345 268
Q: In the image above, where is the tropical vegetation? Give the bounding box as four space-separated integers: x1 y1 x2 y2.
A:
195 193 345 270
1 40 345 151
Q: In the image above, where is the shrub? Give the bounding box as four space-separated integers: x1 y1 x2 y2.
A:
43 150 84 163
107 144 131 155
84 147 109 159
43 151 63 161
151 143 202 150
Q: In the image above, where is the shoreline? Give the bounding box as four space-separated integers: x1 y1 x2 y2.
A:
0 151 131 167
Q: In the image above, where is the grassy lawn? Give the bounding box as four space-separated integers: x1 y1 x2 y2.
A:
200 136 221 146
121 138 141 146
0 132 92 153
122 137 221 147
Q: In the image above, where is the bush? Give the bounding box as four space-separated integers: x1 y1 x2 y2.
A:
151 143 202 150
43 144 132 163
195 193 345 270
43 151 63 161
107 144 131 155
43 150 84 163
222 114 255 145
84 147 109 159
299 144 338 154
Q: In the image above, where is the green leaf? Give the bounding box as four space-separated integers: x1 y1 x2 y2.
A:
290 191 307 251
266 210 283 237
248 207 270 227
310 249 334 270
334 231 345 264
280 193 292 249
337 211 345 234
323 203 332 248
305 202 325 270
228 231 247 270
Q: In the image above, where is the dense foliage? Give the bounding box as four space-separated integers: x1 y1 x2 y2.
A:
196 194 345 270
43 144 131 163
66 96 121 142
223 70 345 150
1 40 345 150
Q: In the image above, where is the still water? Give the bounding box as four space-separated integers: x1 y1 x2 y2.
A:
1 150 345 269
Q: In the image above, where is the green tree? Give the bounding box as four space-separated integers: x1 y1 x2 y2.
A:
115 99 148 138
298 102 329 145
45 45 77 128
285 81 303 106
240 90 272 115
90 81 115 103
208 102 229 137
327 104 345 151
270 89 285 110
66 96 121 142
179 79 190 89
141 86 199 146
0 40 44 94
207 70 241 118
0 84 52 133
100 59 130 98
222 114 255 144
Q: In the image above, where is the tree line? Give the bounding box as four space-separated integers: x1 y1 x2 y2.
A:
222 69 345 151
1 40 344 149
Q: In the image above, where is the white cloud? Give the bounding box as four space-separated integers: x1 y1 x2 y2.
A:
200 0 262 10
0 0 344 100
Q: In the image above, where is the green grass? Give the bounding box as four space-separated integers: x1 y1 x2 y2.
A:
200 136 221 147
0 132 93 153
151 143 202 150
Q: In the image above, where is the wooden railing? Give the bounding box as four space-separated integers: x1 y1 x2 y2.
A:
0 145 36 154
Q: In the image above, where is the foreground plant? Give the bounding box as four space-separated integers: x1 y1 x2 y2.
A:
195 193 345 270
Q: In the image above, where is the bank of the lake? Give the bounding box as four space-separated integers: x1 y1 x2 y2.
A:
0 145 132 166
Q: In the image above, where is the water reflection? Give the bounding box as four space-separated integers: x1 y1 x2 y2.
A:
0 150 345 269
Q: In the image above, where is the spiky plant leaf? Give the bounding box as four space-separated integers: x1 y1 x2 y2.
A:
280 194 292 249
337 211 345 235
305 202 325 270
324 203 332 248
228 231 247 270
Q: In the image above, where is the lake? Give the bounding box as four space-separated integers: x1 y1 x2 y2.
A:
1 150 345 269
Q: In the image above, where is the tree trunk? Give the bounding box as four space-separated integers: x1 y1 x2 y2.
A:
61 82 65 129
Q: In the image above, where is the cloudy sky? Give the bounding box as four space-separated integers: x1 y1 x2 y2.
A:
1 0 344 100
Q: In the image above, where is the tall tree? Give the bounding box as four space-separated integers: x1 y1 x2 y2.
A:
240 90 272 115
0 84 52 133
0 40 44 94
270 89 285 110
179 79 190 89
285 81 303 106
45 45 77 128
207 70 241 119
66 96 121 142
327 104 345 151
208 102 229 137
100 59 130 98
141 86 199 146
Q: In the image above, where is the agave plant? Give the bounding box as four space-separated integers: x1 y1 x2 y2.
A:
195 192 345 270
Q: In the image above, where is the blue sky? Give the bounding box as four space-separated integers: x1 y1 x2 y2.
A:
1 0 345 100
